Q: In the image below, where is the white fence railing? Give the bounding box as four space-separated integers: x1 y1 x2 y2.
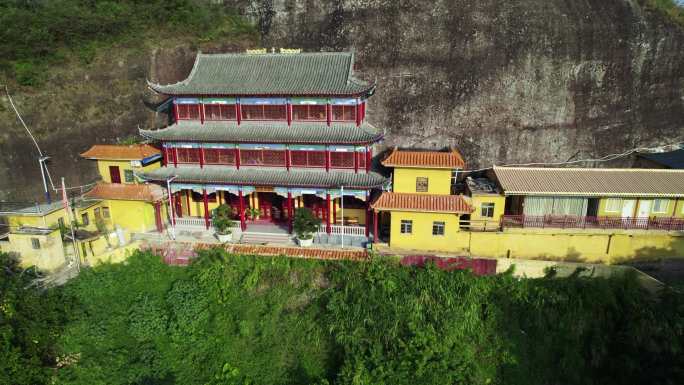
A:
175 217 212 227
317 224 367 236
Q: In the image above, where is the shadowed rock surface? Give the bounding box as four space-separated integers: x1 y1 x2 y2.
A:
1 0 682 199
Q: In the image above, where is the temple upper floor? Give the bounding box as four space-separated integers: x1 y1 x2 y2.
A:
170 97 367 126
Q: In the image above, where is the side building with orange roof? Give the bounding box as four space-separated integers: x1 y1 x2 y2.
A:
80 144 167 240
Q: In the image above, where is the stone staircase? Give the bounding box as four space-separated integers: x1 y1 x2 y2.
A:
240 231 294 245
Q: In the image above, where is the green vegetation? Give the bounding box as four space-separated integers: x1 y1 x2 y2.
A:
1 249 683 384
0 1 257 85
212 204 236 235
294 208 322 240
645 0 684 26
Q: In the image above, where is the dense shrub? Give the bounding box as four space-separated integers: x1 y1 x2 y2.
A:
2 249 683 384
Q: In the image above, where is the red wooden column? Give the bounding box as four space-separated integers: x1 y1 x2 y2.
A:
199 147 205 168
325 148 331 171
365 193 371 237
175 192 183 218
286 102 292 126
354 150 359 174
235 147 241 169
326 103 332 126
173 147 178 168
333 197 337 224
185 190 191 216
202 189 210 230
236 101 242 125
355 102 361 127
285 148 291 171
287 192 293 234
326 193 331 234
365 147 371 172
238 190 246 230
373 210 379 242
173 101 179 122
200 103 205 124
161 143 167 166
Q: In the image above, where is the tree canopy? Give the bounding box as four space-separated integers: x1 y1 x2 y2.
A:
1 249 683 384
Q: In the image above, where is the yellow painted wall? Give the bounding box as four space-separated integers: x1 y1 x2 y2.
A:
107 199 159 234
405 229 684 264
388 211 462 252
469 194 506 221
7 210 66 229
73 201 107 232
597 198 684 218
393 168 452 195
96 159 160 184
5 230 66 271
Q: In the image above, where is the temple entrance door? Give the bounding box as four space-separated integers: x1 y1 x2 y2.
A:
109 166 121 184
257 193 284 223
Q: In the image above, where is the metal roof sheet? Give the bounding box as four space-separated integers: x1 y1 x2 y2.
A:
493 166 684 197
139 166 388 189
148 52 373 96
637 149 684 169
140 120 382 145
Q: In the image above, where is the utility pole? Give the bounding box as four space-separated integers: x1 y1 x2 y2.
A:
61 177 80 272
340 186 344 249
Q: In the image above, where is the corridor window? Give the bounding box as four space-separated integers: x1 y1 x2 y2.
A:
241 104 287 120
204 104 236 120
416 177 428 192
31 238 40 250
652 199 669 214
400 220 413 234
432 221 445 236
332 105 356 121
176 104 200 120
330 151 355 168
604 198 623 213
292 105 326 121
81 213 89 226
102 207 110 219
481 203 495 218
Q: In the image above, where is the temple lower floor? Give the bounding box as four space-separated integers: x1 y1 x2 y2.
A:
167 184 372 237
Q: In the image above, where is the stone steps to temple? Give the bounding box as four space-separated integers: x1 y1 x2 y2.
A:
240 231 294 245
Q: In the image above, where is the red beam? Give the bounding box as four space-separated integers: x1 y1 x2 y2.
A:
203 188 210 230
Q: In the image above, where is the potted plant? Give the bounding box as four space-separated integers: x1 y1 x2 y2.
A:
212 204 236 243
293 208 321 247
247 207 260 221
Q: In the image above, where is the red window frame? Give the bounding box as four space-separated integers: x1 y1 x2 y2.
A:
240 105 287 121
292 105 327 121
204 104 237 121
176 104 201 120
330 151 355 169
331 105 357 122
356 151 367 170
290 150 326 168
175 148 201 163
203 148 237 165
239 149 287 167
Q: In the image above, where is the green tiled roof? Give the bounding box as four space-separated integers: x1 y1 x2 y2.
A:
148 52 374 96
139 166 388 190
139 121 383 145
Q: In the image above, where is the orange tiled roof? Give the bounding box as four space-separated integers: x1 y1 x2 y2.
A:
381 147 465 169
80 144 161 161
85 182 164 202
371 192 473 214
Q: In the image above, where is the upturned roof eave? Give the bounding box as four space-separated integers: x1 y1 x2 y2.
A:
145 84 376 99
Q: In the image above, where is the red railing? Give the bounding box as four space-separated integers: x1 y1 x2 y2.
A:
502 215 684 231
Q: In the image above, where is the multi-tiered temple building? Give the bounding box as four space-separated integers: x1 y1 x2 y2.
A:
140 51 387 239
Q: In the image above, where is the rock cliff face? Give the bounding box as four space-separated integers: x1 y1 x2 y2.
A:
1 0 683 199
